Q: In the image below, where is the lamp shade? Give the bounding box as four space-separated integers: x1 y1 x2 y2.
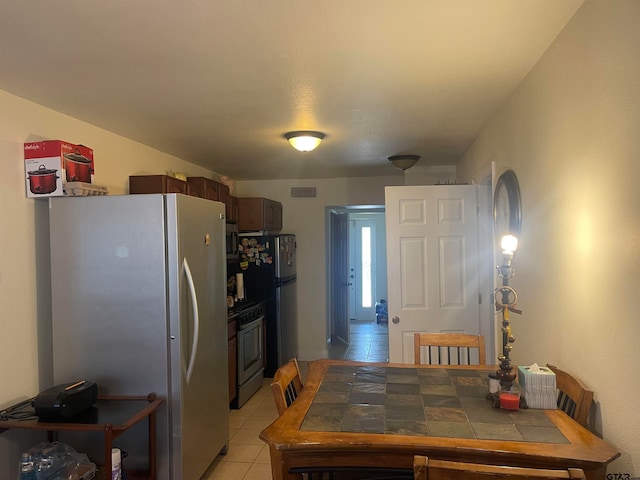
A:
388 154 420 171
285 131 325 152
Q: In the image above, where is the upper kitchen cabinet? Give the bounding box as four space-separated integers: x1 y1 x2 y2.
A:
229 196 239 223
129 175 239 222
237 197 283 232
218 183 230 206
187 176 220 200
129 174 188 195
218 183 232 220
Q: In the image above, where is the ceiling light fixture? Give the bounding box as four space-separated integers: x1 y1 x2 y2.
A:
388 154 420 171
285 131 325 152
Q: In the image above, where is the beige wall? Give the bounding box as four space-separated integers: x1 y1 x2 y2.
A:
0 89 217 473
458 0 639 474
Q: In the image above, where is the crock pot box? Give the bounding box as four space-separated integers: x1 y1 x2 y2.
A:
24 140 94 198
64 144 94 184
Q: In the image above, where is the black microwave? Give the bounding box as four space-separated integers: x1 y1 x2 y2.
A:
226 222 239 260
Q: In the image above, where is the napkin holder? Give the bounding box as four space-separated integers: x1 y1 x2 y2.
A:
517 365 557 409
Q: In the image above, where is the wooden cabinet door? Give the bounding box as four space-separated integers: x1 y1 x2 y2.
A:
229 196 239 222
264 199 283 231
228 319 237 403
219 184 231 219
204 181 220 201
187 177 220 200
237 198 261 231
129 175 188 194
187 179 205 198
228 337 237 402
238 197 283 232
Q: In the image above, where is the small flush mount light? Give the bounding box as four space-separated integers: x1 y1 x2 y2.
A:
388 154 420 171
285 131 325 152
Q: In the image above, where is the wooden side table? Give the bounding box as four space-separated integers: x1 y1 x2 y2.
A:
1 393 162 480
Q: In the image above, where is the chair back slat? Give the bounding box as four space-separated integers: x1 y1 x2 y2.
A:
414 333 486 365
558 391 577 419
284 382 299 408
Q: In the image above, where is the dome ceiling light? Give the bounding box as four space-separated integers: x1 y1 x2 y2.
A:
388 154 420 171
285 131 325 152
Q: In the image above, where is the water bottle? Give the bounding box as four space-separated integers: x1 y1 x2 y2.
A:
111 448 122 480
19 453 37 480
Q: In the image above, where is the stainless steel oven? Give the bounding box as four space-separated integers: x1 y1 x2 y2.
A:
226 222 239 261
235 302 265 407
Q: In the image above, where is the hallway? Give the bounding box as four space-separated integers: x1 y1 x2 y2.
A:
328 319 389 363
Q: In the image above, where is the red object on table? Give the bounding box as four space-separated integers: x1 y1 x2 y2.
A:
499 392 520 410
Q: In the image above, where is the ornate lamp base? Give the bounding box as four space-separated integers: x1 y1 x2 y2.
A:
486 359 528 409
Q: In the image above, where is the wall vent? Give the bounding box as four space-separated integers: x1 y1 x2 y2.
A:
290 187 317 198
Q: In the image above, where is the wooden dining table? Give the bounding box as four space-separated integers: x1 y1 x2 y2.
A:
259 359 619 480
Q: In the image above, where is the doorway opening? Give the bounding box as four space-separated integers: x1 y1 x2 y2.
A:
327 168 495 365
328 206 389 362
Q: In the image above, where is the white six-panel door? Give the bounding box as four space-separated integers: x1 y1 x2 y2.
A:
385 185 481 363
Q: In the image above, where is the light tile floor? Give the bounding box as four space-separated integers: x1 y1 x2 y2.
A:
203 319 388 480
202 379 277 480
328 319 389 362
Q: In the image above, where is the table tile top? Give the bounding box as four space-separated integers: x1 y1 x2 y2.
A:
301 364 568 444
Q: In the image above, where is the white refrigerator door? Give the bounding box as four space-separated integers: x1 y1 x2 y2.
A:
50 194 173 475
166 194 228 480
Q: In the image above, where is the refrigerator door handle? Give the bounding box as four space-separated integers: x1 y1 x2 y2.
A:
182 257 200 384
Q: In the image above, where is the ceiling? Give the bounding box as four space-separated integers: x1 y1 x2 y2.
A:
0 1 583 181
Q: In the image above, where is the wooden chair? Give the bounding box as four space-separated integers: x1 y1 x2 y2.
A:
546 364 594 427
413 456 586 480
270 358 304 416
414 333 486 365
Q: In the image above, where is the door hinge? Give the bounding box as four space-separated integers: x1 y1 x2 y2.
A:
478 293 482 304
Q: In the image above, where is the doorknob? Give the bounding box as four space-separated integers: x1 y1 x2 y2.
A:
391 316 400 324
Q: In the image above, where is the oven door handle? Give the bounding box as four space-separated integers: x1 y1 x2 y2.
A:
182 257 200 384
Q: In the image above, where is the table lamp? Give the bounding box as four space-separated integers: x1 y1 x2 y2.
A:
487 234 527 408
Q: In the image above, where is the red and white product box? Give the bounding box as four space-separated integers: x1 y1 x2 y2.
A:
24 140 94 198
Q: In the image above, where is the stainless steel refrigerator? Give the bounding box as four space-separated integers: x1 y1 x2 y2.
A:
49 194 229 480
237 233 297 377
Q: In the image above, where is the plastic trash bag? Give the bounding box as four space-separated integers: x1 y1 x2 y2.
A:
19 441 96 480
375 299 388 324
